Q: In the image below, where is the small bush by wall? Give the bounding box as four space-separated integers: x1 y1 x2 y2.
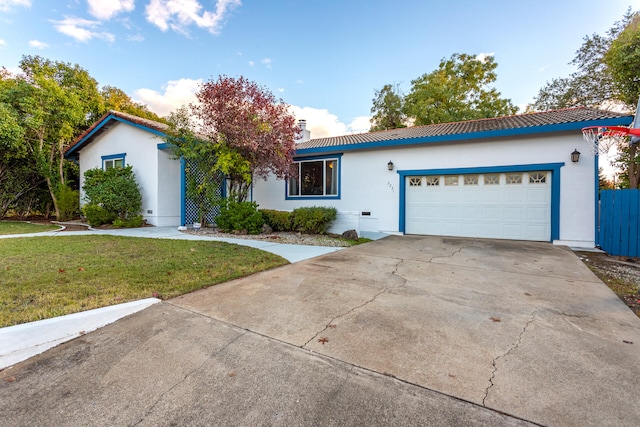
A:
83 166 142 221
56 184 79 222
83 204 116 227
291 206 337 234
260 209 292 232
216 201 264 234
113 215 144 228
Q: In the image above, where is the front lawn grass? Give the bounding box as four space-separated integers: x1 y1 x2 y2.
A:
0 221 60 235
0 235 288 327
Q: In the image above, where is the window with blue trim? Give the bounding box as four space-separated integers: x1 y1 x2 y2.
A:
102 153 126 170
289 158 338 197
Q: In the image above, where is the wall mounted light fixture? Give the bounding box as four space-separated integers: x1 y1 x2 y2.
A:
571 149 581 163
388 160 394 171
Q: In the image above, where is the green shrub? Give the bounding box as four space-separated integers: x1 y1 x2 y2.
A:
83 204 116 227
55 184 79 222
260 209 293 232
216 200 264 234
83 166 142 221
113 215 144 228
291 206 337 234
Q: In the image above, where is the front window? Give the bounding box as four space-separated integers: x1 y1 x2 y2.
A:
288 157 339 197
102 153 126 170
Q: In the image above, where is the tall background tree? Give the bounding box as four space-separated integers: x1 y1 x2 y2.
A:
528 8 640 188
529 9 637 111
0 55 164 219
403 53 518 125
369 83 406 131
166 75 300 203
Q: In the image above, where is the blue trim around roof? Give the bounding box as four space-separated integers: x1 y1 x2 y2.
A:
295 117 632 156
285 154 342 200
397 163 564 241
65 114 167 159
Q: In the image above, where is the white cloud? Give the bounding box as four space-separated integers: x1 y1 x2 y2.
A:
288 106 371 139
51 16 115 43
261 58 272 69
145 0 241 35
127 34 144 42
133 77 371 137
277 88 284 93
88 0 134 20
248 60 254 67
133 78 202 117
476 52 495 63
0 0 31 12
28 39 48 49
0 39 6 47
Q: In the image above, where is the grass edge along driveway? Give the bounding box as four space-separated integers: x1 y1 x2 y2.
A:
0 221 60 235
0 235 288 328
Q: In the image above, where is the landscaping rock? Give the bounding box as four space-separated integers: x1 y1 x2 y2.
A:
262 223 273 234
342 229 359 240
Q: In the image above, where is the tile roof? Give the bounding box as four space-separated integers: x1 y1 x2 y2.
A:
296 107 632 151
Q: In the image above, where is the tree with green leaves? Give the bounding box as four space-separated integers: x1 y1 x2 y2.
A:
0 56 103 219
529 9 638 111
605 14 640 107
403 53 518 125
369 83 406 131
100 86 166 122
528 9 640 188
166 76 300 203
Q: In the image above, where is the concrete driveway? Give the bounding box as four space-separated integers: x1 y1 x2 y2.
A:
1 236 639 426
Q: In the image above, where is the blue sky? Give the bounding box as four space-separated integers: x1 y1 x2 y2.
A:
0 0 634 138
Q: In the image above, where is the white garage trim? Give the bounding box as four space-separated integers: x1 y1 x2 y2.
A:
398 163 564 241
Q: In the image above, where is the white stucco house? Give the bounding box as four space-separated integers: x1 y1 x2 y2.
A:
66 108 632 248
65 111 182 227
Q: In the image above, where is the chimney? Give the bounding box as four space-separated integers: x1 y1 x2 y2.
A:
296 119 311 143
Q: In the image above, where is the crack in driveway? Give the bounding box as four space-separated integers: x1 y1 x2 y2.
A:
302 259 406 348
429 245 467 263
483 311 538 406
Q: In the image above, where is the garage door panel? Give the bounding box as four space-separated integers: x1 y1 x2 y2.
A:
482 206 502 219
526 188 550 203
461 190 481 202
481 190 502 203
405 172 551 241
442 206 462 219
504 190 526 203
442 191 462 203
461 206 481 220
526 207 548 221
504 207 525 221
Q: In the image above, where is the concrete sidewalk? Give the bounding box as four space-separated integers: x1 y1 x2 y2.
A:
0 225 347 263
0 226 357 370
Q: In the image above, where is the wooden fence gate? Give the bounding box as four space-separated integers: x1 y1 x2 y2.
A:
598 189 640 257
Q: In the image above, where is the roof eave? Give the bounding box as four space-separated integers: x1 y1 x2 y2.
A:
64 113 168 160
294 115 633 156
